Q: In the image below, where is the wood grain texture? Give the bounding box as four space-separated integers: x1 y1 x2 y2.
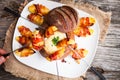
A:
0 0 120 80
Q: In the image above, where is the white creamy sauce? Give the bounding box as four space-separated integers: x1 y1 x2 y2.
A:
44 31 66 54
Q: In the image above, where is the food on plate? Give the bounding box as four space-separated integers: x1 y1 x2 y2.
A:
41 26 80 61
18 26 32 37
15 4 96 63
15 26 44 57
40 5 93 62
73 17 95 37
79 17 95 27
40 26 75 61
71 49 88 59
28 13 44 25
28 4 49 16
45 6 78 33
73 25 94 37
48 47 66 61
27 4 49 25
31 30 44 50
72 49 88 64
45 26 58 38
16 36 31 45
44 26 67 54
15 47 35 57
46 39 77 61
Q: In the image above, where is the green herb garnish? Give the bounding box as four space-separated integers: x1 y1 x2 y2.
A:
52 36 59 46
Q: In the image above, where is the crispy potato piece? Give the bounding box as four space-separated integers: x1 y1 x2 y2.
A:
49 47 65 61
28 4 36 13
15 48 35 57
32 30 44 50
57 38 68 48
18 26 32 37
37 4 49 15
73 17 95 37
45 26 58 38
16 36 31 45
28 13 44 25
80 17 95 27
16 26 44 57
74 27 91 37
28 4 49 16
67 39 75 45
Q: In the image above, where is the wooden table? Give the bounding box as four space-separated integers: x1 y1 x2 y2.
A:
0 0 120 80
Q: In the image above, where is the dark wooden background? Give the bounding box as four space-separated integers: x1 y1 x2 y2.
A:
0 0 120 80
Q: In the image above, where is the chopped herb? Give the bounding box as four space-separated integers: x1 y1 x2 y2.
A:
52 36 59 46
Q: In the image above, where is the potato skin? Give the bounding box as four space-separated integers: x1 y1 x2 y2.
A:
44 6 78 33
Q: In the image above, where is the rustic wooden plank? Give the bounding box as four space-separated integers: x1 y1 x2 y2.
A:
84 0 120 79
86 71 120 80
88 0 120 71
93 46 120 70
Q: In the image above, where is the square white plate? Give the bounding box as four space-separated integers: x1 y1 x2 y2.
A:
12 0 100 78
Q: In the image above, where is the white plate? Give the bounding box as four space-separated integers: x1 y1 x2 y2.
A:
12 0 100 78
